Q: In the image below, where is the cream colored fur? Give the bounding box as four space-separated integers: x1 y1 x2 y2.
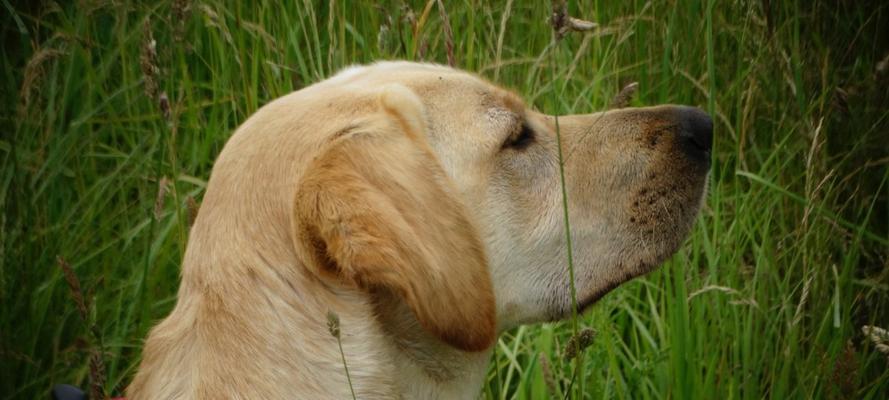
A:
128 61 710 399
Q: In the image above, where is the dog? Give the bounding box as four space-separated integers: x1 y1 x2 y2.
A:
127 61 712 399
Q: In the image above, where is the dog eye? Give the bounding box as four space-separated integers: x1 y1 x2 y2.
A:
504 123 535 150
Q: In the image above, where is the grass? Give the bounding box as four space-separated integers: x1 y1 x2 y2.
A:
2 0 888 398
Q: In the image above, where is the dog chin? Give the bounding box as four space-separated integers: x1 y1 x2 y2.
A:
546 286 615 322
547 247 683 322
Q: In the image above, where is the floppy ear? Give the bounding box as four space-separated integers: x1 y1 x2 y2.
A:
293 85 497 352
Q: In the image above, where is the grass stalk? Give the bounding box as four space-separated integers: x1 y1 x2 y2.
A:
327 311 356 400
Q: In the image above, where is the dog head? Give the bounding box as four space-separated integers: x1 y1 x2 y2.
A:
292 62 710 351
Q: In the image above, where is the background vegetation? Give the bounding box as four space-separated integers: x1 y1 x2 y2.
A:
2 0 888 398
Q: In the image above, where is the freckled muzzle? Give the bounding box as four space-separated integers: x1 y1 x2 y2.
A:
558 104 714 217
622 105 713 238
627 105 713 247
551 104 714 317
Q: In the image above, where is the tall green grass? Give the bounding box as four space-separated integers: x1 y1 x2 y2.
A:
2 1 887 398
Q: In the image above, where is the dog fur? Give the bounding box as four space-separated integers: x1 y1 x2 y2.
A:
128 61 710 399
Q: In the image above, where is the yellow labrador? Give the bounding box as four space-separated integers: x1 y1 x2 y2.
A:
128 61 711 399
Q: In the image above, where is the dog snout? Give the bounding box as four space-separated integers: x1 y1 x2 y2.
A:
676 106 713 163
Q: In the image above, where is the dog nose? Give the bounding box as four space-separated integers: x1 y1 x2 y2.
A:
676 106 713 162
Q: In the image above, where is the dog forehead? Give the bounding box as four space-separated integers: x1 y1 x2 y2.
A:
326 62 522 110
326 61 460 87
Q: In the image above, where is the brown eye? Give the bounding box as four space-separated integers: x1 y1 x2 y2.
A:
505 123 535 150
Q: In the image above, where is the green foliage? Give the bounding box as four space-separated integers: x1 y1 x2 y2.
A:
2 0 887 398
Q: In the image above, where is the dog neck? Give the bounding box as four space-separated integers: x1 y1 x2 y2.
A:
374 292 493 398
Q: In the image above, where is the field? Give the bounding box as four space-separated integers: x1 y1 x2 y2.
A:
2 0 888 398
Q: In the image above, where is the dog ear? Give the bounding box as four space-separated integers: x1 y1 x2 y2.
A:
293 85 496 352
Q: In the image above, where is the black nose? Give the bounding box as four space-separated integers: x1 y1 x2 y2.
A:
676 106 713 162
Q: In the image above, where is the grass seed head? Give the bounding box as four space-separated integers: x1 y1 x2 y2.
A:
400 3 417 31
564 328 597 361
18 46 66 117
88 349 106 400
327 310 341 338
140 20 160 100
172 0 192 43
551 0 597 40
862 325 889 361
610 82 639 109
158 92 171 121
57 256 88 321
435 0 456 66
377 22 394 56
537 352 558 397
